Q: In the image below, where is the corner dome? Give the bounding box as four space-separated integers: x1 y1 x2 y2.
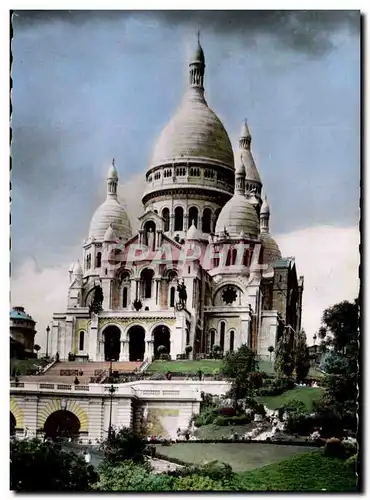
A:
186 222 202 241
261 233 282 264
150 93 234 168
215 194 260 239
89 198 132 242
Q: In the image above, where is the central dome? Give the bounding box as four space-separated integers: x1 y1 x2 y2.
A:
150 90 234 168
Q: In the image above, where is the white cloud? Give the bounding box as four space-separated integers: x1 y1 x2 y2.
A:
277 225 360 343
10 172 359 351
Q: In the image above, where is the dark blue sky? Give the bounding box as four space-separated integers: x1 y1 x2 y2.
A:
11 10 360 271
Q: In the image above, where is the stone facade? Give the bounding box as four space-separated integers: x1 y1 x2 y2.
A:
50 40 303 363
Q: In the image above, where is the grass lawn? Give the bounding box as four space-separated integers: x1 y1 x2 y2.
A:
10 358 45 375
257 386 325 412
238 450 357 492
148 360 222 374
157 442 317 472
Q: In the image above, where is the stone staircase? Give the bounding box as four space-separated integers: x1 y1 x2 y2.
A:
19 361 143 384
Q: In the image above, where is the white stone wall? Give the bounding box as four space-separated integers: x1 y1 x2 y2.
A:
259 310 279 357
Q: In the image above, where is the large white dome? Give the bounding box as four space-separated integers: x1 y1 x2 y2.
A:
89 198 132 242
150 89 234 169
215 193 259 239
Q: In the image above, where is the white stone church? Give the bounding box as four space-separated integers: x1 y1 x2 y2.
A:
51 40 304 363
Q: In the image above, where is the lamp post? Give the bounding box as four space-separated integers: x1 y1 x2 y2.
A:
46 325 50 358
108 384 116 441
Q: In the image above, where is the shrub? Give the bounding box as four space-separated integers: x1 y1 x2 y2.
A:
323 438 345 459
245 397 266 416
342 440 357 459
280 399 306 415
214 414 252 426
175 474 225 491
286 413 315 436
345 453 358 475
258 376 295 396
216 407 235 417
199 461 234 482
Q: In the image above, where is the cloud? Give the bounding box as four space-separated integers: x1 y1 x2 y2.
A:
10 168 360 351
277 225 359 343
13 10 359 56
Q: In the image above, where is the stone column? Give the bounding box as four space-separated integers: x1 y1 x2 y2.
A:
64 318 74 360
155 278 160 305
119 341 129 361
101 279 111 310
145 340 154 361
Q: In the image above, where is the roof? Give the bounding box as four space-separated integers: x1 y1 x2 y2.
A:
215 193 260 239
10 307 35 323
272 257 295 269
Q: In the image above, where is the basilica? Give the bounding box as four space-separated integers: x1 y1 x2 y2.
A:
51 40 304 363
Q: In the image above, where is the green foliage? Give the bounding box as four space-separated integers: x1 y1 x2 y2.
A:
10 438 98 492
99 427 146 465
96 461 174 491
345 453 358 475
244 397 266 416
221 345 260 405
148 359 222 374
258 376 295 397
174 474 225 491
213 415 252 426
280 398 306 415
294 330 310 383
237 451 357 492
274 331 295 377
323 438 345 458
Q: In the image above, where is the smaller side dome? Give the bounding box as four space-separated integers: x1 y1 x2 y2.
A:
73 261 83 275
186 222 202 241
261 234 282 264
261 196 270 215
215 194 260 239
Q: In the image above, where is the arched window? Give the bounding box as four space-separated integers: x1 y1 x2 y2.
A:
220 322 225 352
229 330 235 352
188 207 198 228
122 287 128 308
210 330 216 350
79 331 85 351
213 208 222 232
141 269 154 299
162 208 170 232
96 252 102 268
202 208 212 233
86 254 91 270
174 207 184 231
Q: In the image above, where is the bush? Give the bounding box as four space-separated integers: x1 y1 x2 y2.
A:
286 413 315 436
200 461 234 482
194 408 217 427
342 440 357 459
174 474 225 491
258 376 295 396
216 407 235 417
323 438 345 459
213 414 252 426
245 397 266 417
345 453 358 475
280 399 306 415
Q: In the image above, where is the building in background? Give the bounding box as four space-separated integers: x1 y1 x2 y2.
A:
10 306 37 359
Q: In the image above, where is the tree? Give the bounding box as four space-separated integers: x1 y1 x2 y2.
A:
185 345 193 359
220 344 260 407
274 330 295 377
294 330 310 383
99 427 146 465
10 438 97 492
267 345 274 362
320 300 359 356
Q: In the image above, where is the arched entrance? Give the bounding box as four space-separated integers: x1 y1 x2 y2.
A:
43 410 81 441
104 325 121 361
152 325 171 358
128 325 145 361
10 412 16 436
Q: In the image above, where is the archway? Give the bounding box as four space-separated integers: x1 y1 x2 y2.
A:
152 325 171 358
128 325 145 361
43 410 81 441
104 325 121 361
10 412 16 436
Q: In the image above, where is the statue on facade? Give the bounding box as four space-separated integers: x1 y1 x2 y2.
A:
133 297 143 311
176 280 187 310
147 227 155 251
89 283 104 315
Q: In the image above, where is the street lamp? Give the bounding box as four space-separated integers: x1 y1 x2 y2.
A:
61 398 68 440
46 326 50 358
108 385 116 441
